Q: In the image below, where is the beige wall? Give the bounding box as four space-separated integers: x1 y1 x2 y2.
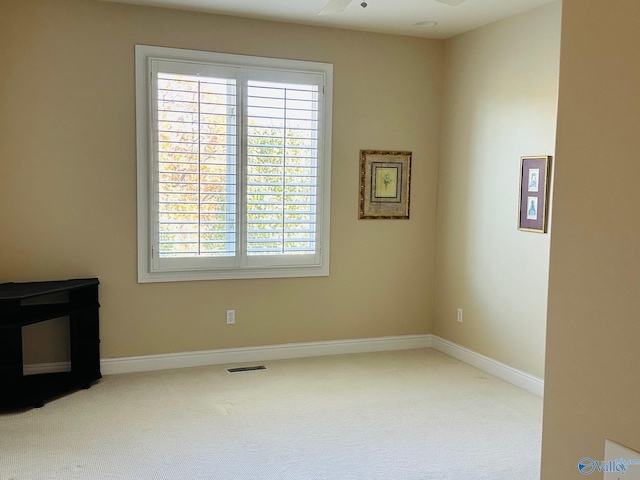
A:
433 2 561 378
0 0 442 361
9 0 640 474
541 0 640 477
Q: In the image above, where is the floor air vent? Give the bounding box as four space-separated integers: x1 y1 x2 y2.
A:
226 365 267 373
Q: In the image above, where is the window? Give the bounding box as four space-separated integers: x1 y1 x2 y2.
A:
135 45 332 282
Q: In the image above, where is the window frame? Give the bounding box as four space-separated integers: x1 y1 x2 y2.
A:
135 45 333 283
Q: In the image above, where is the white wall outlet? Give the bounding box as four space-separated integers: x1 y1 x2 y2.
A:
226 309 235 325
457 308 463 323
602 439 640 480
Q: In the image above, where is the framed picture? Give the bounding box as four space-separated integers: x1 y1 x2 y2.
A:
359 150 412 219
518 155 552 233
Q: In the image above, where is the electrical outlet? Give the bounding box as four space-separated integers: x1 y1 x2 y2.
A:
226 309 235 325
603 440 640 480
457 308 463 323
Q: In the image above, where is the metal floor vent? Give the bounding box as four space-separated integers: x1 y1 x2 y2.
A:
226 365 267 373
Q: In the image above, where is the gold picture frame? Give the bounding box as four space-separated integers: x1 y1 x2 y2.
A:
359 150 411 219
518 155 552 233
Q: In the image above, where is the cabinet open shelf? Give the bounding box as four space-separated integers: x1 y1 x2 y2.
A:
0 278 101 410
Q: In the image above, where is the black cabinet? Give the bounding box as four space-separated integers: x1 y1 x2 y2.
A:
0 278 101 409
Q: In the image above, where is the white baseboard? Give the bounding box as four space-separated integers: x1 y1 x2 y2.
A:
101 334 433 375
22 334 543 396
430 336 544 397
23 362 71 376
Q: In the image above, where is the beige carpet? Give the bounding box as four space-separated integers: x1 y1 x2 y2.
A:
0 349 542 479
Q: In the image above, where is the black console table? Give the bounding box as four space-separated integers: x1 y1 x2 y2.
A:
0 278 101 409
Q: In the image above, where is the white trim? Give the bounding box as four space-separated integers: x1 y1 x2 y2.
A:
23 362 71 376
22 334 543 397
101 335 432 375
430 336 544 397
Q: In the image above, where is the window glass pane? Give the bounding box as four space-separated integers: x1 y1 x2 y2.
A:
157 72 237 258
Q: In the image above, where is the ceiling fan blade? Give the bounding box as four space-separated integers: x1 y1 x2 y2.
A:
434 0 466 5
319 0 353 16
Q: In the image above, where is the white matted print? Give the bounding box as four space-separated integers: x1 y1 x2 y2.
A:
528 168 540 192
526 196 538 220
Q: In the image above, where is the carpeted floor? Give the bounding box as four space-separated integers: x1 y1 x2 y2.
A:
0 348 542 480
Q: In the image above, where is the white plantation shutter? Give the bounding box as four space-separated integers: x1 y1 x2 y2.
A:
136 46 332 282
246 80 319 257
156 71 237 260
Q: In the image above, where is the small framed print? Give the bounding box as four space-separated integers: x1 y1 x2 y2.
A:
359 150 411 219
518 155 552 233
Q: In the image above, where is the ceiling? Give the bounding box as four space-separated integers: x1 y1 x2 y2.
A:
103 0 557 39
